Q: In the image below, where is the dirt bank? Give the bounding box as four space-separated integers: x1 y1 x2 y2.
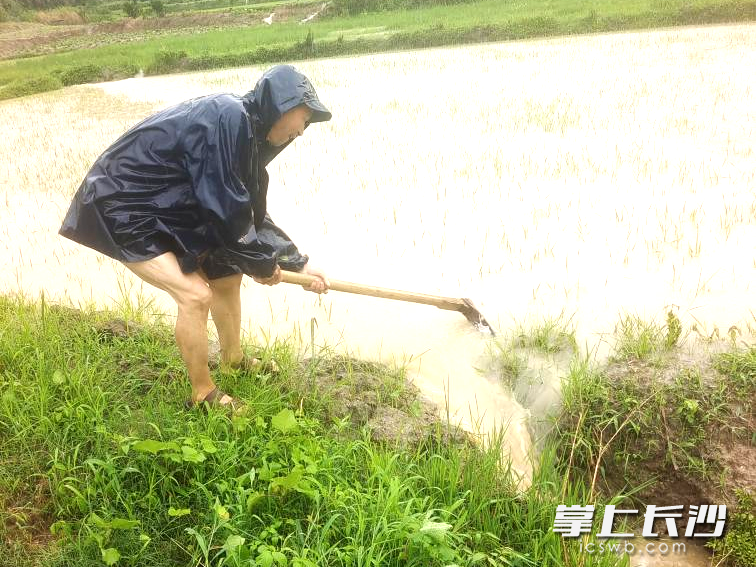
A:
73 307 473 450
0 3 325 60
561 340 756 566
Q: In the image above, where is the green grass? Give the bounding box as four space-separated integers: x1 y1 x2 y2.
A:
611 310 684 365
2 0 756 99
514 313 578 355
486 313 576 391
553 326 755 566
0 292 630 566
2 294 753 565
552 344 756 567
708 490 756 567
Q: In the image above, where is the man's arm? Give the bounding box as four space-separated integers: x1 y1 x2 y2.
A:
257 213 329 293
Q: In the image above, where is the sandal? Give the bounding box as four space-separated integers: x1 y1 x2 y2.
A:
184 387 247 415
211 354 280 375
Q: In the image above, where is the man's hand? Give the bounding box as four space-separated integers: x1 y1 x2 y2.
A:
301 263 329 294
252 264 282 286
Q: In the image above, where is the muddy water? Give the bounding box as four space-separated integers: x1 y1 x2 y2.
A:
2 25 756 496
623 537 714 567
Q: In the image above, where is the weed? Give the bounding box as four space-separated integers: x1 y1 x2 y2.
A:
515 313 577 355
707 490 756 566
613 311 684 364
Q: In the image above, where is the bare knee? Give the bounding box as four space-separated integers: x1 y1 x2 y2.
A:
208 273 242 295
175 283 213 313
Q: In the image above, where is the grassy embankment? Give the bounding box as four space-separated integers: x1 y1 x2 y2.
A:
0 291 617 567
1 292 754 566
491 311 756 566
2 0 756 100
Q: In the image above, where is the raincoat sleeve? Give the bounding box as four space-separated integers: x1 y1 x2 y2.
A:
182 100 278 278
257 213 310 272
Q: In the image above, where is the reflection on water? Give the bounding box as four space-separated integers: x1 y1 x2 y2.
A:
2 24 756 489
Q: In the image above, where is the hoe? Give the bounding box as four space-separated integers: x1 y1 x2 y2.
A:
280 270 497 337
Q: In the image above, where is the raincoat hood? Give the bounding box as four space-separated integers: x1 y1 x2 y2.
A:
242 65 331 162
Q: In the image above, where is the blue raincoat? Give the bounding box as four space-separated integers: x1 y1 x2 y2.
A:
59 65 331 279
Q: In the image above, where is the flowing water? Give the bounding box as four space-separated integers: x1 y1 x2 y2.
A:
2 23 755 508
622 537 714 567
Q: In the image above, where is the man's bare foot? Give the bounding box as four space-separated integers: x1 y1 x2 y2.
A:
185 387 247 415
217 354 280 375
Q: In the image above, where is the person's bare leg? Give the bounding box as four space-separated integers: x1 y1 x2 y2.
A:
174 290 214 402
197 270 279 373
122 252 235 404
198 271 244 366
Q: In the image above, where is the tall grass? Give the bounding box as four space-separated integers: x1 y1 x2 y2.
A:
0 293 627 566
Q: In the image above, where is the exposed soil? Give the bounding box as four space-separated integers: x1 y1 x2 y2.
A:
592 345 756 565
0 21 85 59
290 355 473 448
47 305 148 342
603 340 734 389
0 3 327 60
718 442 756 496
601 344 755 513
1 475 56 552
54 308 472 450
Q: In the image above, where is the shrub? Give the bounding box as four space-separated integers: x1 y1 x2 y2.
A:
146 49 188 74
59 64 104 86
0 75 63 100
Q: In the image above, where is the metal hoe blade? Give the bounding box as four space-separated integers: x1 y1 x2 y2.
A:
460 298 497 337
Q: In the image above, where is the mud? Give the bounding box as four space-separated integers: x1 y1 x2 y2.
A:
597 343 755 567
47 304 149 342
603 343 755 503
0 475 55 550
596 342 756 566
94 318 145 339
627 536 714 567
290 355 472 448
603 339 735 388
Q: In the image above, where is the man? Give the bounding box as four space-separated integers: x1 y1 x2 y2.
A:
59 65 331 414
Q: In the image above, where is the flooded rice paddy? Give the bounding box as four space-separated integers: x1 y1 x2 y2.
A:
1 23 755 508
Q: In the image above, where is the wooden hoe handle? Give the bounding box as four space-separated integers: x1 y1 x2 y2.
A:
281 270 468 311
279 270 495 337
